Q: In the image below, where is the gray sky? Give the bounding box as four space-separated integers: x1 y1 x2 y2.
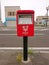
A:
1 0 49 22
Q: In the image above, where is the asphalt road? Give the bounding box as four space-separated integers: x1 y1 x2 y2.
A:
0 27 49 47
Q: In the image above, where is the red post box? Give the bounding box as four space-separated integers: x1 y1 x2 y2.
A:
16 10 35 61
16 10 34 36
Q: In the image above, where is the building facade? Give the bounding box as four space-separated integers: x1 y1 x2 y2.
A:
36 16 49 25
5 6 20 27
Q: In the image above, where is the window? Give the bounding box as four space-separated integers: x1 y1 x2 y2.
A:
8 12 15 16
39 22 42 24
13 12 15 16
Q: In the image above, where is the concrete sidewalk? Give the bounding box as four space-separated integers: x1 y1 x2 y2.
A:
0 50 49 65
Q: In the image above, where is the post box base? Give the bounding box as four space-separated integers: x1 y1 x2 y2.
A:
22 57 31 63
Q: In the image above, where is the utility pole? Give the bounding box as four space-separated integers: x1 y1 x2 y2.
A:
0 1 1 20
46 6 49 27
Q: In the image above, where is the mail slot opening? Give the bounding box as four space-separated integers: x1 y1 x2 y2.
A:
18 14 33 24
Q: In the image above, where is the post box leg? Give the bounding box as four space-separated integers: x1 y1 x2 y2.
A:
23 36 28 61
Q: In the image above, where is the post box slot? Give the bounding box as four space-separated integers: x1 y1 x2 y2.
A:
18 14 33 24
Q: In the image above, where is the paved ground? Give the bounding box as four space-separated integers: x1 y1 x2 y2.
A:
0 27 49 47
0 50 49 65
0 26 49 65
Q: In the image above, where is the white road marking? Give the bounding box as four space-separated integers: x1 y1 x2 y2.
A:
34 51 49 53
0 33 44 36
0 47 49 50
0 34 16 35
35 27 46 29
35 28 49 31
28 47 49 50
39 29 49 31
34 29 38 30
35 33 44 35
0 47 49 53
0 28 49 31
1 29 16 31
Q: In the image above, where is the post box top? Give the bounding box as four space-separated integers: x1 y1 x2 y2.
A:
17 10 34 14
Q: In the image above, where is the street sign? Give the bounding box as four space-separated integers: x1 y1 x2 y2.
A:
16 10 34 36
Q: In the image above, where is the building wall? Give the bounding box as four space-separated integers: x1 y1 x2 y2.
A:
36 16 49 25
6 21 16 26
5 6 20 27
36 16 49 22
5 6 20 18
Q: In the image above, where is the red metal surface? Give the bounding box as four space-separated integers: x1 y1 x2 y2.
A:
17 10 34 14
16 10 34 36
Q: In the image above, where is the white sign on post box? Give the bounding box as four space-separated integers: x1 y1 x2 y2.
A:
18 14 32 24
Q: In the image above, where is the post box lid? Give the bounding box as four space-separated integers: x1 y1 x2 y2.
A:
17 10 34 14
